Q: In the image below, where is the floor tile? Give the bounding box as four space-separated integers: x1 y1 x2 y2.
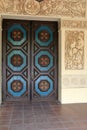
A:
0 102 87 130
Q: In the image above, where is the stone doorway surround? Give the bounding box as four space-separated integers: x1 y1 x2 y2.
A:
1 14 87 104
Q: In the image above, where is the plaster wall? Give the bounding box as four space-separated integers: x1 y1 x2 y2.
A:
60 19 87 103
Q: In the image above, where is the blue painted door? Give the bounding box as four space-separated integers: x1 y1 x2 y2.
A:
3 20 58 101
3 20 30 101
32 21 58 100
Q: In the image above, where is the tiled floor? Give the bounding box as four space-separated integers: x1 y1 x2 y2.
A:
0 101 87 130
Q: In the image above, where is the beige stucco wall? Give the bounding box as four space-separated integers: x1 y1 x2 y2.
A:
60 19 87 103
0 0 87 104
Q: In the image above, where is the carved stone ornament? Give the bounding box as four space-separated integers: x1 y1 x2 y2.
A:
65 31 84 70
62 20 87 29
0 0 86 17
24 0 40 15
39 0 86 17
0 0 40 15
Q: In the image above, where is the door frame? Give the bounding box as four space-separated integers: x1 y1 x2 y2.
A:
0 14 61 104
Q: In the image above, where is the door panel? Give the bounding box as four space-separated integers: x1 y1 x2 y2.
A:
2 20 58 101
3 20 30 101
32 21 58 100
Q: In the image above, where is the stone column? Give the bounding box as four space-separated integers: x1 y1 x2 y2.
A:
0 15 2 105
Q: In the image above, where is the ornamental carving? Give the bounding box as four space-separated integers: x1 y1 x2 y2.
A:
38 80 50 92
38 30 50 42
38 55 50 67
39 0 86 17
0 0 40 15
62 20 87 29
11 80 23 92
11 30 23 41
11 55 23 67
65 31 84 70
0 0 86 17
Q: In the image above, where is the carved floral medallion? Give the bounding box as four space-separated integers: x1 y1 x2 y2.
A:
11 54 23 67
38 80 50 92
11 80 23 92
38 55 50 67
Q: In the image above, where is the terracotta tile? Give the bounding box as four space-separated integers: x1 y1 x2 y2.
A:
10 119 23 125
24 118 35 124
0 126 9 130
63 121 76 128
9 125 24 130
0 120 10 125
24 123 37 130
68 128 87 130
50 122 64 129
0 102 87 130
0 116 11 121
35 117 48 123
37 123 52 129
11 114 23 119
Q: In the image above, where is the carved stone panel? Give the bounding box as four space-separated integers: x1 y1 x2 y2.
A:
0 0 40 15
65 31 84 70
39 0 86 17
62 75 87 88
0 0 86 17
62 20 87 29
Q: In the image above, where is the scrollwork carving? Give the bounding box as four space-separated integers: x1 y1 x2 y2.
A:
62 20 87 29
0 0 86 17
65 31 84 70
0 0 14 13
39 0 86 17
0 0 40 15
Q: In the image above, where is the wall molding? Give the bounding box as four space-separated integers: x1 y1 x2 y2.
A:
62 75 87 88
62 20 87 29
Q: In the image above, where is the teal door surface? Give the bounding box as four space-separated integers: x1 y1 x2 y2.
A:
2 20 58 101
32 21 58 100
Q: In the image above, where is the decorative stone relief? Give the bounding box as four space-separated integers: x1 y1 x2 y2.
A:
0 0 40 15
24 0 40 15
0 0 86 17
65 31 84 70
39 0 86 17
62 20 87 29
63 75 87 88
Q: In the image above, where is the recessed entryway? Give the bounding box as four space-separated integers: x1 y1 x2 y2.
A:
2 19 58 102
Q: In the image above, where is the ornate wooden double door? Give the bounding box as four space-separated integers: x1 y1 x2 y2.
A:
2 19 58 101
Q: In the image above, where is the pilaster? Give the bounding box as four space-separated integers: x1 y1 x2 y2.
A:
0 15 2 105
